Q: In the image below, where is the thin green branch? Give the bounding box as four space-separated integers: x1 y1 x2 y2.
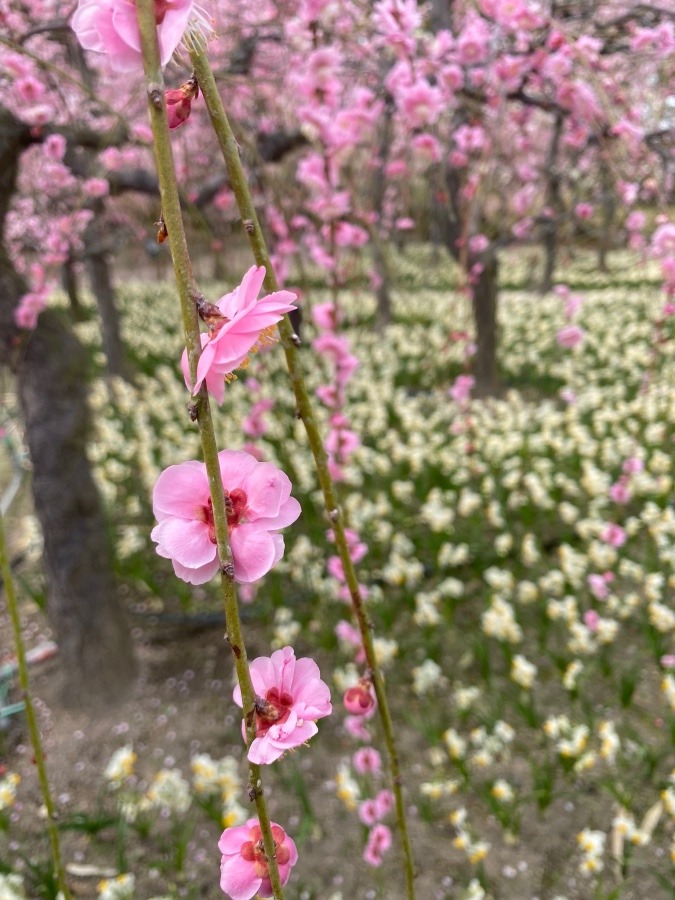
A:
190 45 416 899
134 5 284 896
0 512 71 899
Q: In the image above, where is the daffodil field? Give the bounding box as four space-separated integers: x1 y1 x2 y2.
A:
2 246 674 899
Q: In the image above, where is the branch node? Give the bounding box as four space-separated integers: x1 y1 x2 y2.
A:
148 85 163 109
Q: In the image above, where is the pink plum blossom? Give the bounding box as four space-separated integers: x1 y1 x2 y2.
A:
82 177 109 198
181 267 296 404
151 450 300 585
601 523 627 548
622 456 644 475
359 798 380 826
556 324 585 349
43 134 66 160
312 301 341 331
353 747 382 775
363 823 393 867
588 573 610 601
375 789 394 818
219 819 297 899
450 374 475 405
343 679 376 716
233 646 332 764
71 0 195 72
584 609 600 632
345 715 372 741
609 480 631 504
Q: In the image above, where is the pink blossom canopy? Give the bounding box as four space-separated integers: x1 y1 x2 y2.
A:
181 266 297 404
219 819 298 899
71 0 194 72
151 451 301 585
233 646 332 764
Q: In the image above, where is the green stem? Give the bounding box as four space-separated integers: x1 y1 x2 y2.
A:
190 46 416 899
134 6 284 897
0 512 71 899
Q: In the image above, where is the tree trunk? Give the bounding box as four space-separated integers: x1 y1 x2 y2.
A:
598 159 615 273
0 105 136 706
370 95 394 328
540 114 564 294
61 256 87 322
15 309 137 705
372 236 393 331
84 209 135 381
472 255 499 396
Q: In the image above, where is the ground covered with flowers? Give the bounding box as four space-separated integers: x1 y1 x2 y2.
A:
1 246 674 899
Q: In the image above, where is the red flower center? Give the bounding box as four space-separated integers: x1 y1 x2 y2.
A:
199 489 248 545
254 687 294 738
239 825 291 877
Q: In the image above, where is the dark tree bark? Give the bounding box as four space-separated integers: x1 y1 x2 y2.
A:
0 106 135 706
540 114 564 294
61 255 87 322
371 95 394 328
83 206 134 381
432 164 500 395
597 158 616 272
471 255 499 396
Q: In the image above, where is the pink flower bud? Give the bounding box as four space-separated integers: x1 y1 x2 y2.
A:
165 76 198 130
344 679 376 716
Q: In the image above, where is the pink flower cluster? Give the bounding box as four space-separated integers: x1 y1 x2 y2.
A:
555 283 586 351
341 747 395 868
151 450 300 584
312 303 361 482
608 456 643 507
233 647 332 764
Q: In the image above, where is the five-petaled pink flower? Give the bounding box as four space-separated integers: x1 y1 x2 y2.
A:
181 266 297 404
233 646 332 764
72 0 194 72
151 450 300 584
219 819 297 900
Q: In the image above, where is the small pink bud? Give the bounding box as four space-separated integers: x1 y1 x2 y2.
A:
344 679 376 716
165 75 198 130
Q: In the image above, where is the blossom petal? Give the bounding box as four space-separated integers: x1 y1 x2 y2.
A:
230 525 276 583
218 823 252 855
171 556 220 585
247 735 287 765
217 450 259 493
152 518 216 568
219 855 261 900
242 463 290 520
253 497 301 530
194 339 219 395
152 461 208 519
